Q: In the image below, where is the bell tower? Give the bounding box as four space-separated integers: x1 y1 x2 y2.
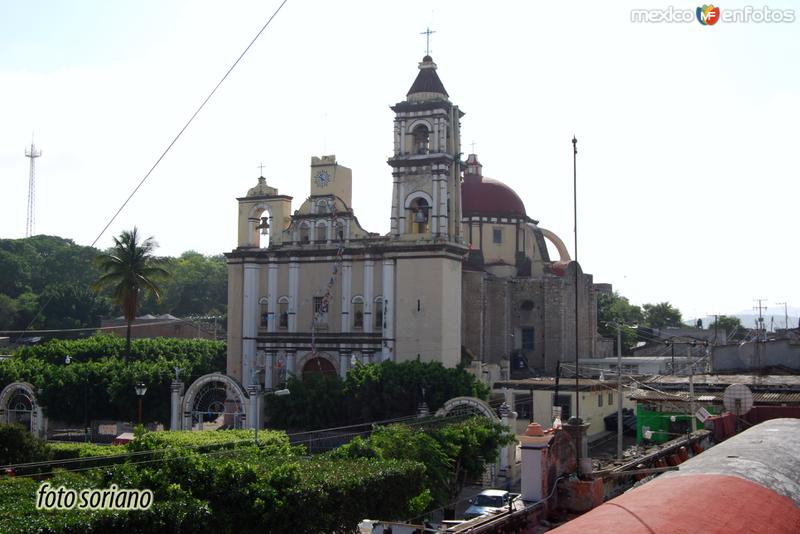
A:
388 55 463 242
383 55 466 369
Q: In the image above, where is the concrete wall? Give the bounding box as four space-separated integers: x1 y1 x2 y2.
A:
713 339 800 372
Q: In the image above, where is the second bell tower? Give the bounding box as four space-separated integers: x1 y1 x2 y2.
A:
388 55 463 242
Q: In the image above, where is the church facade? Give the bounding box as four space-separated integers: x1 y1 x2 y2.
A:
226 55 599 390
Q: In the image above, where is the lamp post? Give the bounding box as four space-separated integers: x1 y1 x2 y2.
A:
65 355 89 442
134 383 147 425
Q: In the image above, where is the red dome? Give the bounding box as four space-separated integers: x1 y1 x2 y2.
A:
462 176 527 217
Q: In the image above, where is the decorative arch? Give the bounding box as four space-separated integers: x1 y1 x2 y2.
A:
435 396 500 421
297 352 338 379
182 373 249 431
538 227 571 262
404 190 433 209
0 381 45 437
406 119 433 134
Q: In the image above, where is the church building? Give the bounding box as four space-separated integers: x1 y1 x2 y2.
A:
226 55 599 391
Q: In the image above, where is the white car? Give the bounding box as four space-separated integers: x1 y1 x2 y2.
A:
463 489 514 520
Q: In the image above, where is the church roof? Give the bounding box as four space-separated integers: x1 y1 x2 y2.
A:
246 176 277 197
407 55 449 98
461 154 527 218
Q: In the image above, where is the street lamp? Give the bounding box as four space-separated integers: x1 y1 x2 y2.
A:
134 383 147 425
65 355 89 442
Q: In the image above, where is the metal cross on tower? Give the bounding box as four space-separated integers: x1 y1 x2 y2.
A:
420 27 436 56
257 163 265 176
24 140 42 237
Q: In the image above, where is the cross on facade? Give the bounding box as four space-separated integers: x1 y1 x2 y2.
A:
420 27 436 56
257 163 265 176
470 141 476 153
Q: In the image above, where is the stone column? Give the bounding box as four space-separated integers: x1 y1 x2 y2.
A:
339 352 349 379
363 258 374 333
247 384 261 430
264 352 274 390
267 263 278 333
519 423 553 502
288 258 299 332
285 351 296 377
381 259 395 360
170 381 184 431
242 263 259 387
564 417 591 475
341 261 352 332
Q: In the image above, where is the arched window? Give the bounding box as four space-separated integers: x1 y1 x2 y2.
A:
316 221 328 243
413 125 430 154
409 197 429 234
374 296 384 330
258 297 269 329
278 297 289 329
336 221 345 242
299 223 310 244
317 200 329 214
352 296 364 330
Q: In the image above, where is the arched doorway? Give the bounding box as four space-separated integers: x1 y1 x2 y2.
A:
182 373 248 430
302 356 337 378
0 382 45 437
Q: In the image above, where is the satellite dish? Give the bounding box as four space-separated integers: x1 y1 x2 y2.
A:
723 383 753 416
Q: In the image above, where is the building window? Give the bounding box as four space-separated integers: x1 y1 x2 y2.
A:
493 228 502 244
352 297 364 330
299 224 310 244
278 297 289 329
598 393 603 407
259 298 268 329
313 296 328 325
316 222 327 242
521 327 534 350
336 222 345 241
608 392 614 406
375 297 384 329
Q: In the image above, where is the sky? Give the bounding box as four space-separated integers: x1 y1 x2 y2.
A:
1 0 798 324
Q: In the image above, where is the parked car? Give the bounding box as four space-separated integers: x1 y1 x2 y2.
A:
463 489 515 519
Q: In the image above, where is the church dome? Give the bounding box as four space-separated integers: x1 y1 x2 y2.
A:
461 154 527 218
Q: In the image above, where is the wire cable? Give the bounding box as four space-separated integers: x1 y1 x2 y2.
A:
13 0 290 342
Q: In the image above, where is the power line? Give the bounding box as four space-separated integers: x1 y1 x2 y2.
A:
14 0 290 342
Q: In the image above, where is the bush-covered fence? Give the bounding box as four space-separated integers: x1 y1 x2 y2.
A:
0 336 226 427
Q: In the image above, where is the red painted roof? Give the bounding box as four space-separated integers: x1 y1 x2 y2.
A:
462 175 527 217
550 473 800 534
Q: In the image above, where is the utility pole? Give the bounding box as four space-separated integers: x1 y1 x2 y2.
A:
688 344 696 432
617 323 623 460
572 135 580 426
753 298 767 341
776 302 788 334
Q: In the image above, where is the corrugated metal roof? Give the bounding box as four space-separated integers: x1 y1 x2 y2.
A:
630 388 800 404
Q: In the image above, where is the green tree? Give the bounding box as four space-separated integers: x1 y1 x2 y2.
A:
597 292 644 354
642 302 683 329
709 315 743 341
91 228 169 361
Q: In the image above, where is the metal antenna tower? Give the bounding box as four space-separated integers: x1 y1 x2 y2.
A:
24 139 42 237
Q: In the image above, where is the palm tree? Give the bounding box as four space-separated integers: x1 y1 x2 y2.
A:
92 228 169 361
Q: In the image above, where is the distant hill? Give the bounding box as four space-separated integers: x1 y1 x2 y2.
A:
691 309 800 332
